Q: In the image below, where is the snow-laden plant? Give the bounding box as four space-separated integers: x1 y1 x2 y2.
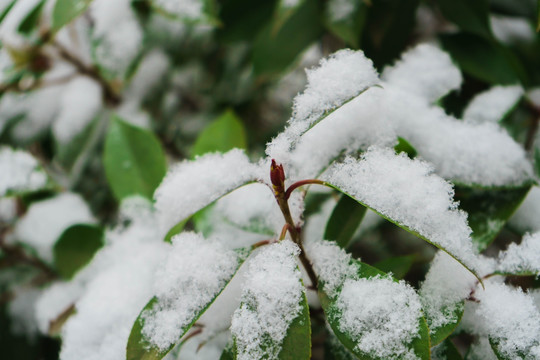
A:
6 43 535 360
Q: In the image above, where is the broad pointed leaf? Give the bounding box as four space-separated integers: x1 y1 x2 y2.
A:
52 0 93 31
276 291 311 359
324 0 367 48
324 194 367 248
374 255 415 280
429 304 465 346
433 338 463 360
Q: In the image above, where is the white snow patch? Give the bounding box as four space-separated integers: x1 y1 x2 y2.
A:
14 193 94 263
153 0 204 20
463 85 523 124
382 43 462 103
35 281 84 334
498 232 540 275
327 0 355 22
231 240 304 360
491 15 535 45
0 147 47 196
509 186 540 233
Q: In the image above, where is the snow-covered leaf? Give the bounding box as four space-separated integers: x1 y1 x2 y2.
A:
52 0 93 31
432 339 463 360
0 146 49 197
103 116 167 201
496 232 540 276
127 233 250 360
373 255 415 280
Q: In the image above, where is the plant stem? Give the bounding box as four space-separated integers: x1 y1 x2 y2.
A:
285 179 327 200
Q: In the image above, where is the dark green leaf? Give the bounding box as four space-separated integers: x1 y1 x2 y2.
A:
17 0 45 35
324 329 357 360
374 255 415 280
217 0 277 43
433 338 463 360
535 147 540 178
252 0 323 77
428 303 465 346
489 337 528 360
276 290 311 359
440 33 524 85
319 258 430 360
127 248 250 360
537 0 540 32
394 137 417 158
219 342 236 360
324 194 367 248
52 0 93 31
272 0 306 34
324 0 367 48
437 0 492 38
163 219 189 243
454 185 531 251
191 110 247 158
103 116 167 201
53 224 104 279
0 0 16 22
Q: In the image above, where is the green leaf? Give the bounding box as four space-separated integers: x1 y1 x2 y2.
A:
324 194 367 248
17 0 45 35
324 0 367 48
53 224 104 279
535 147 540 178
433 338 463 360
394 137 417 158
52 0 93 31
488 337 529 360
440 33 524 85
219 342 236 360
437 0 492 38
318 259 431 360
374 255 415 280
276 290 311 359
163 219 189 243
454 185 531 251
428 303 465 346
191 110 247 158
103 116 167 201
252 0 323 78
0 0 16 22
127 248 250 360
272 0 306 34
216 0 277 43
324 328 357 360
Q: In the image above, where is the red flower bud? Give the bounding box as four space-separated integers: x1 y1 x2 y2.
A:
270 159 285 194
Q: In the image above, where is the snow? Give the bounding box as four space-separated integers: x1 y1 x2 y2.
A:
419 251 478 331
491 15 535 45
0 197 16 223
154 149 261 237
336 276 422 360
153 0 204 20
230 240 304 360
52 76 103 143
266 49 379 165
528 87 540 107
327 0 355 22
0 147 47 196
0 0 41 47
473 282 540 359
35 281 84 334
8 288 41 338
14 193 94 263
322 147 479 271
498 232 540 275
509 186 540 233
382 44 462 103
463 85 523 124
59 197 168 360
141 232 242 351
467 338 498 360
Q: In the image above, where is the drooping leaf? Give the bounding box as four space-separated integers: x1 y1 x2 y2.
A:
17 0 45 35
103 116 167 201
374 255 415 280
252 0 323 78
53 224 104 279
433 338 463 360
437 0 492 39
52 0 93 31
324 194 367 248
191 110 247 158
324 0 367 48
276 290 311 359
394 137 417 158
454 184 531 251
429 303 465 346
126 247 251 360
318 259 431 360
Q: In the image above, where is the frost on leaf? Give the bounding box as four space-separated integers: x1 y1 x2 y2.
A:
497 232 540 275
154 149 261 238
266 49 379 165
0 147 48 196
381 43 462 103
231 240 304 360
322 147 479 272
140 232 242 351
152 0 205 21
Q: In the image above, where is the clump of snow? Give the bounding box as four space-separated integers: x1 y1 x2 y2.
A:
467 338 498 360
0 0 41 48
14 193 94 263
53 76 103 144
491 15 535 45
8 288 41 338
382 87 533 187
527 88 540 107
141 232 242 351
322 147 479 271
419 252 478 331
327 0 356 22
154 149 261 237
0 197 17 223
336 276 422 359
153 0 204 20
35 282 84 334
230 240 304 360
59 197 167 360
463 85 523 124
498 232 540 275
473 282 540 359
0 147 47 196
509 186 540 233
382 44 462 103
305 239 357 297
266 49 379 164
